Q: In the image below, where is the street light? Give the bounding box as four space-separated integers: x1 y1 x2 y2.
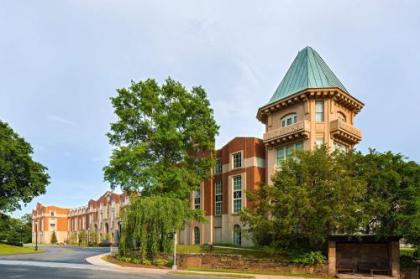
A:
167 231 177 270
35 223 38 251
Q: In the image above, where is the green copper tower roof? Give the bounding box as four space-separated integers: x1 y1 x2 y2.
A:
268 47 348 104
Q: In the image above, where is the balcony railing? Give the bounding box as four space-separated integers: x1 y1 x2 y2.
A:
263 120 311 146
330 119 362 144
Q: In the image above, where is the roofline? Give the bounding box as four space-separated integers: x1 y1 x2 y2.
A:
217 136 263 151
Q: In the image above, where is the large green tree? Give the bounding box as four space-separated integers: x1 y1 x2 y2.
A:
104 78 219 198
242 147 420 251
352 150 420 246
0 121 49 214
242 147 366 251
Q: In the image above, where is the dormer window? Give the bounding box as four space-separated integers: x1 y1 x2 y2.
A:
338 112 346 123
281 113 297 127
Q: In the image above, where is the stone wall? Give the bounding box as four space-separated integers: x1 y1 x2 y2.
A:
177 253 328 274
401 267 419 279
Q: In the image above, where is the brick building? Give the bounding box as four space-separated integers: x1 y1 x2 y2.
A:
179 46 364 246
32 191 129 244
33 46 364 247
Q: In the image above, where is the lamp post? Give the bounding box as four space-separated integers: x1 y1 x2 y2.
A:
35 223 38 251
172 232 177 271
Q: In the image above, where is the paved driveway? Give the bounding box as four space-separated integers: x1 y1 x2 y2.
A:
0 246 109 264
0 264 209 279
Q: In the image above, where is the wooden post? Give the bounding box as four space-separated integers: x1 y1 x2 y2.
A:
328 240 336 276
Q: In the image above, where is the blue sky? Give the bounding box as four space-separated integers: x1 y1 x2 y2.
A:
1 1 419 217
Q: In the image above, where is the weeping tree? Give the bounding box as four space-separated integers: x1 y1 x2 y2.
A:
119 196 191 261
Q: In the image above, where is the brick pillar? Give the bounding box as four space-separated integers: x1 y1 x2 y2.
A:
328 240 336 276
389 240 400 278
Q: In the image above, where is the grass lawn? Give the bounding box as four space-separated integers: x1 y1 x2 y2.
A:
0 244 42 255
176 244 281 259
185 268 333 279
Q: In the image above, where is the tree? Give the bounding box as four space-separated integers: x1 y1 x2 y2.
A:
0 121 50 214
242 147 420 252
50 231 57 244
104 78 219 199
352 150 420 246
0 213 32 244
242 146 366 251
88 229 98 246
119 196 187 261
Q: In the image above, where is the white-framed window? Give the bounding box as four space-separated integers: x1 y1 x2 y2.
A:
215 181 222 216
281 113 297 127
334 141 348 152
194 226 200 245
233 175 242 213
215 159 222 174
233 224 241 246
50 211 55 217
276 142 304 166
315 100 324 122
232 152 242 169
315 137 324 147
338 112 346 123
194 190 201 210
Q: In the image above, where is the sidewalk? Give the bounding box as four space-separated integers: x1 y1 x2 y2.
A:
86 253 316 279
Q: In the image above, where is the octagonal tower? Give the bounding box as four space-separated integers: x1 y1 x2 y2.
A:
257 47 364 184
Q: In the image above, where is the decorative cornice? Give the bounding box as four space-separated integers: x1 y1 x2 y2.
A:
257 88 364 123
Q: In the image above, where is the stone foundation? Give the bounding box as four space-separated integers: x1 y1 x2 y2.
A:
177 253 327 273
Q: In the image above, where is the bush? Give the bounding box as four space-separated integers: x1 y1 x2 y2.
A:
290 251 326 265
142 259 152 265
154 258 168 266
400 255 418 268
51 231 57 244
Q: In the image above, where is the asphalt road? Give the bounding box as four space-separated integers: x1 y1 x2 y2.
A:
0 245 109 263
0 264 210 279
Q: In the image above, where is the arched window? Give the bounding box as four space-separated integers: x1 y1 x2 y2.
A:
281 113 297 127
338 112 346 123
194 226 200 245
233 225 241 246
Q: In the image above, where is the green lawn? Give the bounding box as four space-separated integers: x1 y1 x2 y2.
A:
185 268 334 279
0 244 41 255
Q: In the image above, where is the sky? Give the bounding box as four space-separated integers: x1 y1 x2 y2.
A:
1 0 419 217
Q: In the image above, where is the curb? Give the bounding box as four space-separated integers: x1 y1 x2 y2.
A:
85 253 168 274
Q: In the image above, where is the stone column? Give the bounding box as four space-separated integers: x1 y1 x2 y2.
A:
389 240 400 278
328 240 337 276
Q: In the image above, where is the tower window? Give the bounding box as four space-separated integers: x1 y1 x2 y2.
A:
338 112 346 123
215 181 222 216
315 100 324 122
281 113 297 127
276 142 304 166
315 137 324 147
233 175 242 213
232 152 242 169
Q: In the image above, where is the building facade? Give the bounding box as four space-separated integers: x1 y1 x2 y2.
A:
179 46 364 246
33 46 364 247
32 191 129 244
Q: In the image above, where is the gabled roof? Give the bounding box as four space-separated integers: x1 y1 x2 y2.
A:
268 46 348 104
